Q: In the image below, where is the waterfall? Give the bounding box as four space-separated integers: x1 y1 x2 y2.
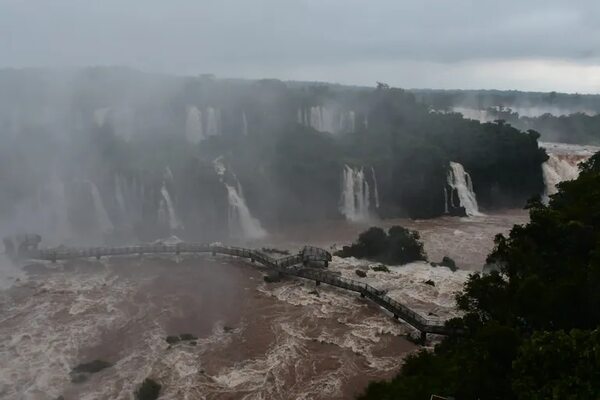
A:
242 111 248 136
213 157 266 239
37 176 70 241
93 107 110 127
310 106 322 131
340 111 356 133
447 162 482 217
185 106 204 143
86 181 114 233
443 187 449 214
158 183 183 231
224 184 266 239
542 154 580 199
206 107 220 136
371 167 380 209
340 165 371 222
114 175 127 216
299 106 355 134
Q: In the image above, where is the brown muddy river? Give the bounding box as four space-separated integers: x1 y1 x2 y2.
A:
0 210 526 399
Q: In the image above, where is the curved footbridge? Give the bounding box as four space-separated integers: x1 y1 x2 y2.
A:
13 238 459 339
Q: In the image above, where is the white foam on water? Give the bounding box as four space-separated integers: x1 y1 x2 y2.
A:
329 256 470 320
0 265 136 400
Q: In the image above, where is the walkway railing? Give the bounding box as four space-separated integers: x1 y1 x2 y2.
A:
22 242 456 336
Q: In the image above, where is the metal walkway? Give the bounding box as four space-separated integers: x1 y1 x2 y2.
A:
20 242 457 336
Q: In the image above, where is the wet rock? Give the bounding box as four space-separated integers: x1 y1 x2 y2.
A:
165 335 180 345
355 269 367 278
179 333 197 341
308 289 320 297
135 378 161 400
71 359 111 374
263 273 281 283
431 256 457 271
70 359 111 383
424 279 435 286
70 373 88 383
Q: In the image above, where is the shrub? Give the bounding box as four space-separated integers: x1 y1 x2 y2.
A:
337 226 427 265
371 265 390 273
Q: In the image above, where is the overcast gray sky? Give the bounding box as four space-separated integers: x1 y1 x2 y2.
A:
2 0 599 93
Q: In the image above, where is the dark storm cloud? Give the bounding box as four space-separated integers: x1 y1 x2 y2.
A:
1 0 599 91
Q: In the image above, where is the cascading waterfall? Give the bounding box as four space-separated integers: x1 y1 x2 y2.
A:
340 165 371 222
542 153 580 200
158 183 183 231
340 111 356 133
443 187 449 214
371 167 380 209
298 106 356 134
114 175 127 216
224 184 266 239
206 107 220 136
213 157 266 239
447 162 482 217
242 111 248 136
93 107 110 127
86 180 114 233
185 106 204 143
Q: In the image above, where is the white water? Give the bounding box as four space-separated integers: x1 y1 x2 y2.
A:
340 165 371 222
298 106 356 134
541 154 580 199
371 167 380 209
225 184 267 240
87 181 114 234
330 257 470 319
213 157 266 239
447 162 482 216
341 110 356 133
443 187 449 214
206 107 220 136
114 175 127 217
185 106 204 143
241 111 248 136
540 142 597 201
158 183 183 231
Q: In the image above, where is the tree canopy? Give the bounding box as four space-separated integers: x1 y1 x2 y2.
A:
359 152 600 400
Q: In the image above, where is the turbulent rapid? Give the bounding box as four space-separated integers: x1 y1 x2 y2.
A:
540 142 599 199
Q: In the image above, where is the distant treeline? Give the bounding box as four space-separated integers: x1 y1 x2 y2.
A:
413 88 600 115
412 88 600 145
487 108 600 145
